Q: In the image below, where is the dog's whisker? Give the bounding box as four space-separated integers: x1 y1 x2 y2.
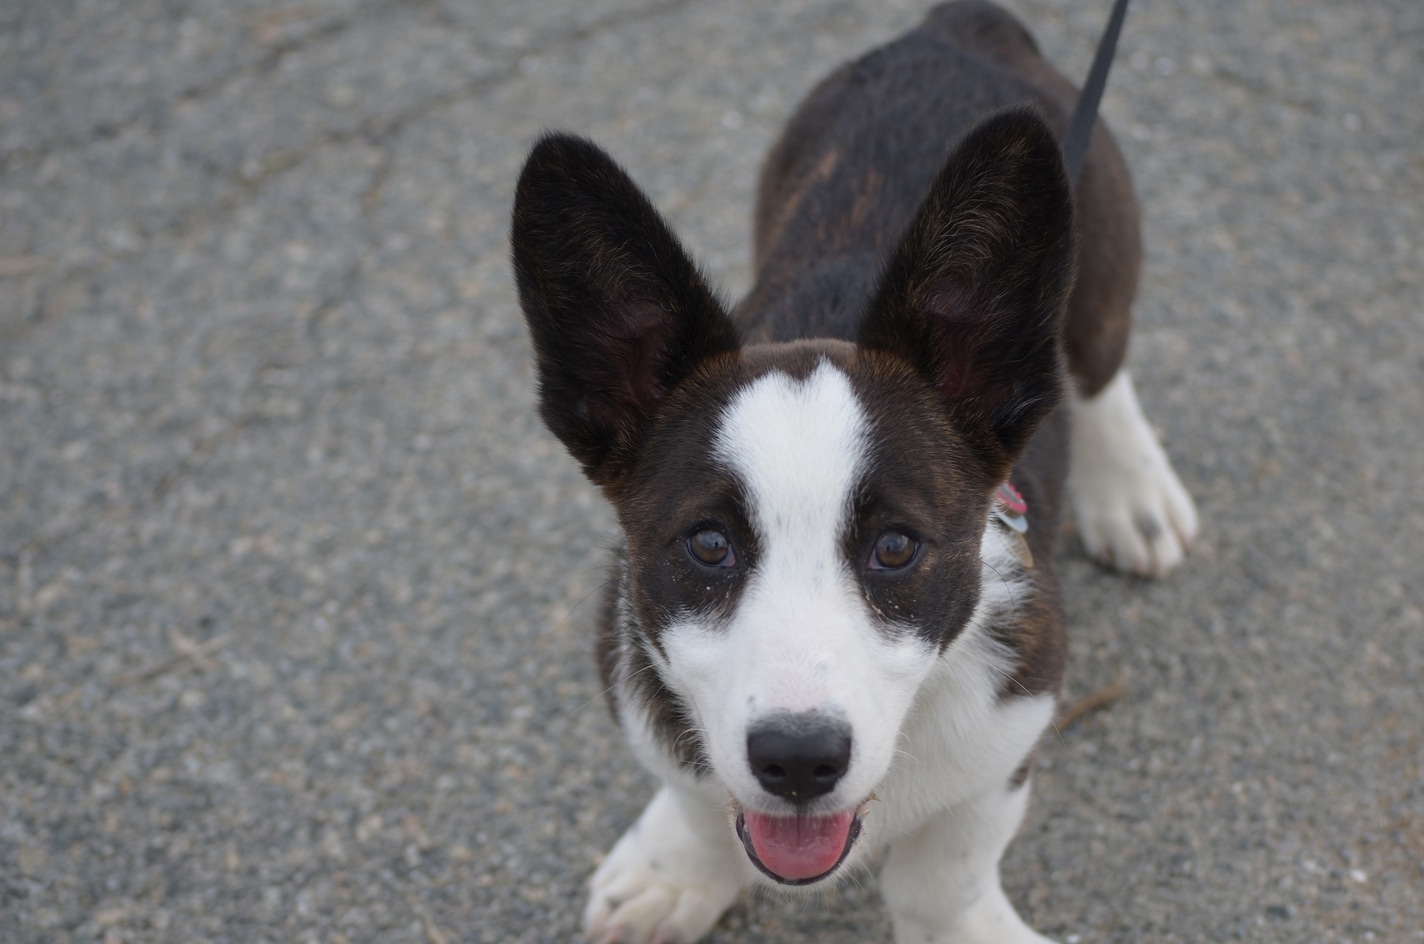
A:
569 575 617 611
890 745 922 768
980 555 1022 613
561 651 661 720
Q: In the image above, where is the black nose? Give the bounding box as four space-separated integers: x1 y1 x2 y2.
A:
746 712 852 802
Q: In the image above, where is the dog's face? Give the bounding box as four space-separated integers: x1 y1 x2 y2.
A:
617 348 1000 882
512 111 1074 885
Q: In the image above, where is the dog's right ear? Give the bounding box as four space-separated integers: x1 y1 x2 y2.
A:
511 134 741 490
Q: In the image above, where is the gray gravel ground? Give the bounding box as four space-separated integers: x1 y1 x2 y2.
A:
2 1 1421 942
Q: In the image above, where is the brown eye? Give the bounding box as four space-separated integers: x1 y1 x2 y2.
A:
688 528 735 568
869 530 917 571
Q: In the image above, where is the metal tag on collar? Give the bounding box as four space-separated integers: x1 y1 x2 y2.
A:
993 481 1029 534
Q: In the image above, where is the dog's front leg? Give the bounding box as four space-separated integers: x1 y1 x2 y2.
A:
583 783 746 944
880 783 1056 944
1068 370 1198 578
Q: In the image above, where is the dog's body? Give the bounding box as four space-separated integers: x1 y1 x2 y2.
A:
511 4 1197 942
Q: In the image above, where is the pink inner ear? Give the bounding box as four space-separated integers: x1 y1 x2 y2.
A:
933 363 977 401
921 285 997 402
601 299 674 413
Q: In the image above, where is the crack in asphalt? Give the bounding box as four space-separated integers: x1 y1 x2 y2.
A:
0 0 402 177
0 0 702 609
0 0 698 349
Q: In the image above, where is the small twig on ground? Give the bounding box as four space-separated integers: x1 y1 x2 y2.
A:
406 897 450 944
1056 672 1131 732
110 629 231 690
0 255 47 278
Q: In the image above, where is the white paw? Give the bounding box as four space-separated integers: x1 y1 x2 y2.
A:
583 787 744 944
1068 371 1198 579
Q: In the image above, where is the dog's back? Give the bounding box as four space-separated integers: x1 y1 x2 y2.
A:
743 1 1140 399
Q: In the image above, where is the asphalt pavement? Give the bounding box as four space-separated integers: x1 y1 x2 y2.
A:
2 1 1421 942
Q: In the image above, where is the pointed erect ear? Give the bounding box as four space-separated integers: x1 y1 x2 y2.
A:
511 133 741 489
858 107 1076 478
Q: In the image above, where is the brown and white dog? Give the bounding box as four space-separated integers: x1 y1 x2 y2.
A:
510 3 1197 942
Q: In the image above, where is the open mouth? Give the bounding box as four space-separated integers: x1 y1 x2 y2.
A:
734 806 862 885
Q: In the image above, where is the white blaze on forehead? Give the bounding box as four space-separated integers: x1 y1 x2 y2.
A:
706 358 887 722
713 359 870 556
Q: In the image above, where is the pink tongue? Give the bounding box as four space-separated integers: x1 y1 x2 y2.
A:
742 809 855 882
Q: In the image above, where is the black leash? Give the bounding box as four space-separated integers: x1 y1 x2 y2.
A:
1061 0 1131 189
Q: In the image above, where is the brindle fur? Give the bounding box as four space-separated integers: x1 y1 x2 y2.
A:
744 1 1140 397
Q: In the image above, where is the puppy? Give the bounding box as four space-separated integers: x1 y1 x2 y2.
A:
510 3 1197 942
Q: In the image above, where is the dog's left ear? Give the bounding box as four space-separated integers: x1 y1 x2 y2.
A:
859 107 1075 479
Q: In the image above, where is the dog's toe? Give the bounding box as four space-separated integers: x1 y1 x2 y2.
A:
1075 474 1196 579
584 870 732 944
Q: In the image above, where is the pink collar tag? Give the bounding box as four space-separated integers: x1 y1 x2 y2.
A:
993 481 1029 534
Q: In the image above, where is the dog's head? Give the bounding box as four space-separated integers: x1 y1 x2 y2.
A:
511 110 1074 885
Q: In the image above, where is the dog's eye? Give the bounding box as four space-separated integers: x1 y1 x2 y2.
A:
869 530 918 571
688 528 736 568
